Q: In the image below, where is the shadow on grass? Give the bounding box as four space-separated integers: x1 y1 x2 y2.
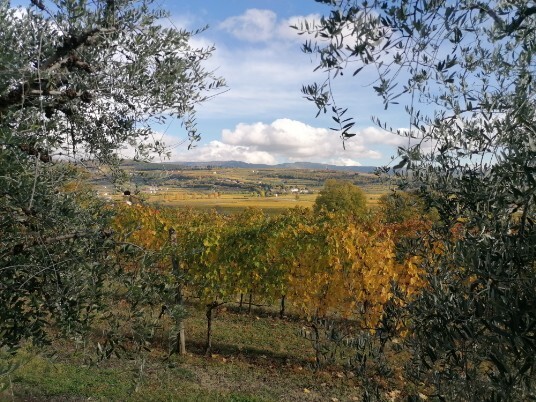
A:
184 339 314 369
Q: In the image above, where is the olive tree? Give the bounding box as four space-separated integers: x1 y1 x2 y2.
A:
0 0 224 350
298 0 536 399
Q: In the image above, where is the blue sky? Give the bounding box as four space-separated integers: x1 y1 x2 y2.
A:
14 0 413 166
154 1 413 166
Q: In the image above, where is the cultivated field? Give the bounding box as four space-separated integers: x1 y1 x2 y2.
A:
95 164 391 214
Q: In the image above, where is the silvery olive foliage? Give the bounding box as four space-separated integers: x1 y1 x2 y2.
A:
299 0 536 399
0 0 224 350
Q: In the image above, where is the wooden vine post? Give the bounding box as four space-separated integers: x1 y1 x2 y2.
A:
169 228 186 356
205 301 224 355
279 295 286 319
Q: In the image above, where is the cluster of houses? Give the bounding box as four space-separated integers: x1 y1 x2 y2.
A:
96 182 314 203
289 187 312 194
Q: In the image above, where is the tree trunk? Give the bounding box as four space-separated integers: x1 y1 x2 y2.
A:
205 301 217 355
169 228 186 355
248 292 253 314
280 294 286 319
239 293 244 312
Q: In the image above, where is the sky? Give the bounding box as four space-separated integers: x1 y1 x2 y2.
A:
147 0 414 167
11 0 413 166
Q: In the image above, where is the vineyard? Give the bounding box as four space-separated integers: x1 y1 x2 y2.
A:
2 181 436 400
110 198 427 357
5 175 533 400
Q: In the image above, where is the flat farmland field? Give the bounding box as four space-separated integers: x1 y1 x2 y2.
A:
95 163 392 214
147 192 317 214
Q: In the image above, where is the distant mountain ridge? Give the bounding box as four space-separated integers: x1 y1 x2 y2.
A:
122 160 378 173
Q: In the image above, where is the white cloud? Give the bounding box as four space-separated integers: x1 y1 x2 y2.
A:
165 119 401 165
329 158 363 166
222 119 330 153
358 126 408 146
219 9 277 42
278 14 321 43
218 9 320 45
179 140 277 165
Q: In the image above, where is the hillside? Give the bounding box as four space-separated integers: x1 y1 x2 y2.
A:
121 160 379 173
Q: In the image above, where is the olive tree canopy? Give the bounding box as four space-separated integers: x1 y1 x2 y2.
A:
1 0 224 160
298 0 536 399
0 0 224 349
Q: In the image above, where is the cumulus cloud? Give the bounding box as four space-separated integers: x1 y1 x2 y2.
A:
165 119 402 166
176 141 277 165
222 119 330 154
329 158 363 166
219 9 319 44
221 118 389 161
219 9 277 42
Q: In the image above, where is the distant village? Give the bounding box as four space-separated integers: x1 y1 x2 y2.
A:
93 163 385 204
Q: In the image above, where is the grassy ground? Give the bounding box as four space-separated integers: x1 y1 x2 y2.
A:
3 303 368 401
